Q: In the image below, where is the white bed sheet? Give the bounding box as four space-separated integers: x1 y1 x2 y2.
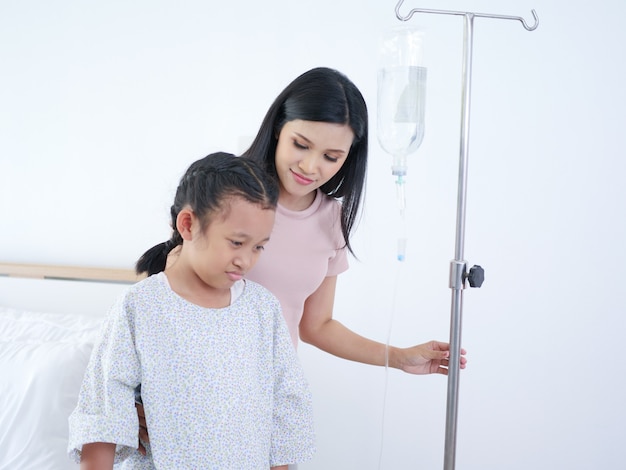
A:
0 307 104 470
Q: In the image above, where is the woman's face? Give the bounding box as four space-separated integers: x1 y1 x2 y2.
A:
274 119 354 210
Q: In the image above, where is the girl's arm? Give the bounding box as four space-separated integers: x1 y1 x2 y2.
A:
298 276 467 374
80 442 115 470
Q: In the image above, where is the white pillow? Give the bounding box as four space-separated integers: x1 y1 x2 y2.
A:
0 307 104 470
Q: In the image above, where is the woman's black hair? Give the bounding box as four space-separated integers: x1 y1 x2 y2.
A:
135 152 279 276
241 67 368 256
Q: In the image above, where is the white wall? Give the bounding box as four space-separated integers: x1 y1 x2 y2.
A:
1 1 625 468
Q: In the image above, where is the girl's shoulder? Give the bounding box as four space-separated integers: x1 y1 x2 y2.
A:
125 272 165 296
240 279 280 307
112 273 169 311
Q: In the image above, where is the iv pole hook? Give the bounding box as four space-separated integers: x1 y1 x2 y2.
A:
394 0 539 31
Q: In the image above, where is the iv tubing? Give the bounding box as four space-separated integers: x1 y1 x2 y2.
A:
377 260 404 469
395 174 407 261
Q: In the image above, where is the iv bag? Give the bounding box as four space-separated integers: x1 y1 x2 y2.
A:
377 27 427 175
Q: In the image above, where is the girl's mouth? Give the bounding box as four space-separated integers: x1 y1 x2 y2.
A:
227 271 243 282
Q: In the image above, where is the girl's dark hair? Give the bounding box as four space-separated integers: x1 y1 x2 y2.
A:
136 152 279 276
241 67 368 256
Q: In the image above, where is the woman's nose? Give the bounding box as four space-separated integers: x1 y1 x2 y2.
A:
298 154 317 175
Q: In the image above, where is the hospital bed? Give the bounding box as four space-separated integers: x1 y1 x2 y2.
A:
0 262 142 470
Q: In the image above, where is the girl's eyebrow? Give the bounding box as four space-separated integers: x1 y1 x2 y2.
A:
231 232 271 243
293 132 348 155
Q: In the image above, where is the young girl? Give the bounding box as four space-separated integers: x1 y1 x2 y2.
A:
68 152 315 469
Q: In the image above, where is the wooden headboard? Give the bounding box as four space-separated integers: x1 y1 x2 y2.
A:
0 262 145 284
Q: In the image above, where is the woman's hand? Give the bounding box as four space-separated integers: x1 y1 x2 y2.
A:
393 340 467 375
135 403 149 456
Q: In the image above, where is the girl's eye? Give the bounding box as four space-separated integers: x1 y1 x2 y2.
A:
325 154 339 163
230 240 243 247
293 140 308 150
255 245 266 252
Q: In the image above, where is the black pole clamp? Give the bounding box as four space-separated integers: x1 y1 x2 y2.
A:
449 261 485 289
466 265 485 288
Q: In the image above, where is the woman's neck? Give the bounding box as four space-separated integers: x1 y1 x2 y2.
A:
278 188 317 211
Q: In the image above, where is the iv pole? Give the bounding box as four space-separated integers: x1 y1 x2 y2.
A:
392 2 539 469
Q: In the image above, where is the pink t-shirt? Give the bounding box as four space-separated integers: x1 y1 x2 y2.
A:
246 190 349 347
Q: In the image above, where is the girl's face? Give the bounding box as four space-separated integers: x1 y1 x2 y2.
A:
274 119 354 210
187 197 275 292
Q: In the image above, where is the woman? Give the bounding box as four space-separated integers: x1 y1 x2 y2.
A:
242 67 465 373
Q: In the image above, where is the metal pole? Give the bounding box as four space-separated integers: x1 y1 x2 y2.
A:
390 4 538 468
444 12 474 470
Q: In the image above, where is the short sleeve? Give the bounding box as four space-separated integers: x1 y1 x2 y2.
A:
327 244 349 277
326 198 350 277
67 294 142 464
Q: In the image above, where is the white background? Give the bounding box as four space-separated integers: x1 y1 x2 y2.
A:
1 1 625 468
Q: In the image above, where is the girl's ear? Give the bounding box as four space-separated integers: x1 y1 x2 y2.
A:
176 208 196 241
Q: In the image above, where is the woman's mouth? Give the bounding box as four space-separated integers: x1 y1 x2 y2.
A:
291 169 314 185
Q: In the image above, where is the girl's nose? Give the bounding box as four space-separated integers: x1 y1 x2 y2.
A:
233 252 253 271
232 255 246 271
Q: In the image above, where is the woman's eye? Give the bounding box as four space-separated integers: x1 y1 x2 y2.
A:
325 154 339 163
230 240 243 247
293 140 308 150
255 245 266 252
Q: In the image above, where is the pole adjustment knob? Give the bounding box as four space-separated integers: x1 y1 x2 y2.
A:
466 265 484 288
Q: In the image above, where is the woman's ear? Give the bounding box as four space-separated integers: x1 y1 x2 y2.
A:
176 208 196 241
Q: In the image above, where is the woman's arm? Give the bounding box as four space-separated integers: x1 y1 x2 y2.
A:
80 442 115 470
136 402 149 455
298 276 466 374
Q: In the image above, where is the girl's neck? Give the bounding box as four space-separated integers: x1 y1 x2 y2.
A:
164 266 231 309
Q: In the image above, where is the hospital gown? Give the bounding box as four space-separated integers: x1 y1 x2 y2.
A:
68 272 315 469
